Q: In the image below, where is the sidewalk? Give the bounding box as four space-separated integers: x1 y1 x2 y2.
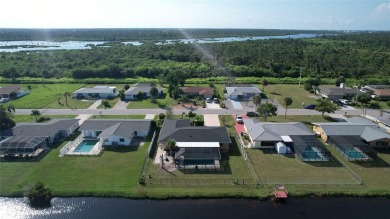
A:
87 100 101 109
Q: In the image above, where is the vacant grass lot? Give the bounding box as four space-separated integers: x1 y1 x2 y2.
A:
3 84 87 109
0 130 154 197
259 84 319 109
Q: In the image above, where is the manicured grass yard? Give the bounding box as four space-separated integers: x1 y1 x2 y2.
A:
127 93 177 109
89 115 146 119
259 84 319 109
3 84 87 109
12 114 76 123
0 130 154 197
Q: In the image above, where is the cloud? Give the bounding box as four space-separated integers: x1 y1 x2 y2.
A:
373 2 390 16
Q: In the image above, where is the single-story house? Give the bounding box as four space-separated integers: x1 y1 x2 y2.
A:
0 85 29 99
316 86 359 101
157 119 231 169
0 119 79 157
243 118 330 161
313 116 390 161
73 86 118 99
125 83 163 100
377 116 390 128
79 119 152 146
226 86 262 100
180 87 214 99
361 85 390 100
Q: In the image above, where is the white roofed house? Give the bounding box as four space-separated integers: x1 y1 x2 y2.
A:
73 85 118 99
125 83 163 100
226 85 262 100
79 119 152 146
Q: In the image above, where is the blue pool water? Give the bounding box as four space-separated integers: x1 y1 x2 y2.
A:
73 140 98 153
302 147 321 159
345 148 366 159
183 160 215 165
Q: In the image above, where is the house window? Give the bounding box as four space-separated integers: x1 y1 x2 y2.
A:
376 141 389 146
104 138 109 142
120 138 125 142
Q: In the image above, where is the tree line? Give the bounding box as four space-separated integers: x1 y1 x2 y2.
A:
0 32 389 82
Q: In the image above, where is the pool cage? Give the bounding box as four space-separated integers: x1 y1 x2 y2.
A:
0 136 48 158
328 136 377 161
290 136 331 162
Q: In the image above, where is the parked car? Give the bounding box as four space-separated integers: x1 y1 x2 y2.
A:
206 98 212 103
0 98 10 103
213 98 219 103
304 104 316 109
339 99 351 105
246 111 259 117
235 115 244 124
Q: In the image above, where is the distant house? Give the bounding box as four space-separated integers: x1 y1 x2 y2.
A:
313 117 390 161
361 85 390 100
157 119 231 169
180 87 214 99
79 119 152 146
73 86 118 99
0 119 79 157
226 86 262 100
0 85 29 99
244 118 330 161
316 86 359 101
125 83 162 100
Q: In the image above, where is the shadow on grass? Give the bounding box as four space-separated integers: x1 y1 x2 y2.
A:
104 146 140 153
229 137 242 156
304 156 344 168
351 156 390 168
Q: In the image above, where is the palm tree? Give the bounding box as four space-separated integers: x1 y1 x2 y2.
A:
64 92 70 106
262 79 269 92
252 94 262 107
284 97 293 118
31 110 41 121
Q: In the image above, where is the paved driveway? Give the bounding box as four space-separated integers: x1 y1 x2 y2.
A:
87 100 101 109
112 100 129 109
206 102 221 109
203 114 221 126
230 100 243 109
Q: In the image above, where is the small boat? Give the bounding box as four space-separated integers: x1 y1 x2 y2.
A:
273 185 288 200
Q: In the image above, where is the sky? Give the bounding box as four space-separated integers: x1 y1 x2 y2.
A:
0 0 389 30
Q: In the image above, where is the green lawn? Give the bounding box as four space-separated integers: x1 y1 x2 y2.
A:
12 114 76 123
97 98 120 109
127 93 177 109
0 130 154 197
3 84 86 109
259 84 319 108
89 115 146 119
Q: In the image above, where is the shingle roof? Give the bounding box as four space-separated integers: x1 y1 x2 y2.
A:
244 119 313 141
157 119 231 144
73 86 117 94
318 86 358 96
378 116 390 127
125 83 162 95
226 86 262 96
0 85 21 95
79 119 152 138
0 119 79 138
345 116 375 125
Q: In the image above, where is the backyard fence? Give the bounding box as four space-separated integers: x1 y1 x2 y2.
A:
139 130 157 182
145 178 261 188
235 133 261 184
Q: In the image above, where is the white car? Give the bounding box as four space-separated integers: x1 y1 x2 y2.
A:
235 115 243 124
339 99 351 105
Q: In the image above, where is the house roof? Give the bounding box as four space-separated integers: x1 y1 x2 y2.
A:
244 119 313 141
318 86 358 96
0 85 21 95
226 86 262 96
363 85 390 97
79 119 152 138
0 119 79 138
157 119 231 144
345 116 376 125
0 136 47 150
378 116 390 127
180 87 214 96
125 83 162 95
73 86 117 94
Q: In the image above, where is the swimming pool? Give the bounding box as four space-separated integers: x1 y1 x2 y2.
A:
301 147 328 161
345 148 366 159
73 140 98 153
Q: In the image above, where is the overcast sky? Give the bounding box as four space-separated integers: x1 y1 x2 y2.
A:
0 0 389 30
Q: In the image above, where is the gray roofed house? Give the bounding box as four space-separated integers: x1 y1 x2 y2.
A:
79 119 152 146
377 116 390 128
226 86 262 100
125 83 163 100
0 84 29 99
0 119 79 157
73 85 118 99
158 119 231 169
313 116 390 148
316 86 359 101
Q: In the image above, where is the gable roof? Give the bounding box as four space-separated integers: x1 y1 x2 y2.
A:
244 119 313 141
378 116 390 127
318 86 358 96
79 119 152 138
0 119 79 138
0 85 21 95
125 83 162 95
73 86 117 94
226 86 262 96
157 119 231 144
181 87 214 96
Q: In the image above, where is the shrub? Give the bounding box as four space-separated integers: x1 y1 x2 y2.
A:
27 181 52 208
37 116 50 123
188 111 196 118
159 113 165 120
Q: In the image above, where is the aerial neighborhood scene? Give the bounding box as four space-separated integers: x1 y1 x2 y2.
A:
0 0 390 217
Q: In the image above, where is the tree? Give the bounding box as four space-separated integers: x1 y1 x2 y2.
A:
315 98 337 116
252 94 261 107
357 93 371 117
102 100 110 108
124 84 130 91
179 94 189 106
150 86 159 99
335 76 346 87
64 92 70 106
262 79 269 92
256 102 278 122
118 89 125 101
165 106 173 119
27 181 52 208
31 110 41 121
284 97 293 118
164 139 177 156
137 91 145 100
0 105 16 130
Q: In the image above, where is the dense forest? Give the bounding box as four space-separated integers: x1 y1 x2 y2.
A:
0 31 389 83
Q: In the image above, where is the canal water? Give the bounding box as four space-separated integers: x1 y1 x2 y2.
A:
1 197 389 219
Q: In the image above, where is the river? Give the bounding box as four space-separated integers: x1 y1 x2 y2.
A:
0 33 318 52
1 197 390 219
